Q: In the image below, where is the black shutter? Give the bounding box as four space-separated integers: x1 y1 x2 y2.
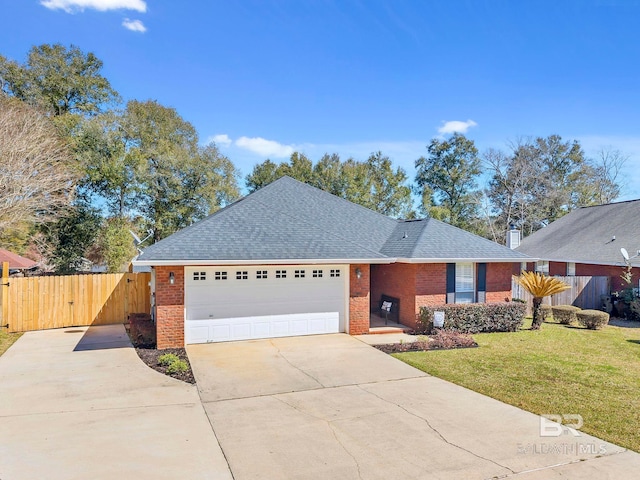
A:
446 263 455 304
477 263 487 303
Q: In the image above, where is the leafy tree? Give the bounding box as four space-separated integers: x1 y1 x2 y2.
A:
98 217 137 273
415 133 482 231
75 112 139 216
246 151 413 217
346 152 413 218
196 143 242 214
0 43 119 117
246 153 315 191
122 100 240 241
44 202 102 273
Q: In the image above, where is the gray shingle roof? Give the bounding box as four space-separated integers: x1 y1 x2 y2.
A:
382 218 530 260
137 176 530 264
516 199 640 266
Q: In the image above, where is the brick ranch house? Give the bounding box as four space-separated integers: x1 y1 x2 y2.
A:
515 199 640 292
134 176 531 349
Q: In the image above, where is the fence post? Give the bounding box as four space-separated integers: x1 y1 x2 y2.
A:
1 261 9 328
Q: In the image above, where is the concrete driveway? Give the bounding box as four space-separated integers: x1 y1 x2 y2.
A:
0 325 232 480
188 333 640 480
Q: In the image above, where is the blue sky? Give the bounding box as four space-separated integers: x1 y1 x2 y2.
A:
2 0 640 197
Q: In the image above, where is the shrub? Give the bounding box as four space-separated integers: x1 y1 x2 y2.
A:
629 300 640 321
576 310 610 330
429 330 477 349
540 304 553 322
166 359 189 374
416 302 526 334
551 305 581 325
158 353 180 366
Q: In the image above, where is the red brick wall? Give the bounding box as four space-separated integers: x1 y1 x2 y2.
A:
415 264 447 328
155 266 185 349
486 263 513 302
512 263 523 276
370 263 417 326
349 264 370 335
549 261 566 276
575 263 640 292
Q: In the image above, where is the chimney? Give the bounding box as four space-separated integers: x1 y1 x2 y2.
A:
506 224 520 249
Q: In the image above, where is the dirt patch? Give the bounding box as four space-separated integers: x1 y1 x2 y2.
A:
374 330 478 354
125 314 196 384
134 346 196 384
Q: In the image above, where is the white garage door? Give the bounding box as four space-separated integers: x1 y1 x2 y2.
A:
185 265 347 344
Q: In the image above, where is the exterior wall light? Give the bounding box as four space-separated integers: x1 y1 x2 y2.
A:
355 267 362 279
169 271 175 285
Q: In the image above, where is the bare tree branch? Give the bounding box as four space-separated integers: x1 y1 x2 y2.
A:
0 97 77 231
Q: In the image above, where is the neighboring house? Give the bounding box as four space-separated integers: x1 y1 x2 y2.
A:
134 176 530 349
515 199 640 292
0 248 37 276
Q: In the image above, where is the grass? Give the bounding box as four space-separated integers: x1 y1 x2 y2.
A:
394 318 640 452
0 328 22 356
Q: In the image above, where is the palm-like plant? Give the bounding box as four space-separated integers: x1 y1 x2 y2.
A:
514 271 570 330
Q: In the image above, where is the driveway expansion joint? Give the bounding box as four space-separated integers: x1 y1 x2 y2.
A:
488 449 629 479
274 395 365 479
194 379 237 480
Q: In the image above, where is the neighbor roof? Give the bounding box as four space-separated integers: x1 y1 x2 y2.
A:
0 249 37 270
517 199 640 267
136 176 530 265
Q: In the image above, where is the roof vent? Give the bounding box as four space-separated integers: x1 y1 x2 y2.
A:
402 231 408 239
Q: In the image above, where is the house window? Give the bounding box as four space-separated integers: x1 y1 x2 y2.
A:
330 269 340 278
566 262 576 276
236 271 248 280
312 269 323 278
193 271 206 281
275 270 287 279
256 270 268 279
214 271 227 281
455 263 475 304
295 269 305 278
536 261 549 275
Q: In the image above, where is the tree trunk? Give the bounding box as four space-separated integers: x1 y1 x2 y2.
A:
531 297 544 330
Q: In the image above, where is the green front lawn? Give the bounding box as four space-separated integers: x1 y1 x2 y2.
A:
395 319 640 452
0 329 21 356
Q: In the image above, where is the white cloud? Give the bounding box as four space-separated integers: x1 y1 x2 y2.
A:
437 119 478 135
209 134 232 147
122 18 146 32
41 0 147 13
236 136 295 158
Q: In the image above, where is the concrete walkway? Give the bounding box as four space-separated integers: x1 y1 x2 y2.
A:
188 333 640 480
0 325 232 480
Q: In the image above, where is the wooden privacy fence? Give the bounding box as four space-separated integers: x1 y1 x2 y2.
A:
512 275 610 313
1 272 151 333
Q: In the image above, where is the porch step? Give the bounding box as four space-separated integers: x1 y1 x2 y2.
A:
368 325 413 335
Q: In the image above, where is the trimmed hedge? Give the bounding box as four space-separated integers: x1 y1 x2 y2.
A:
416 302 526 334
576 310 610 330
551 305 581 325
540 304 554 322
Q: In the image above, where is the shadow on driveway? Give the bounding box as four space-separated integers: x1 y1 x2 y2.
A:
71 323 132 351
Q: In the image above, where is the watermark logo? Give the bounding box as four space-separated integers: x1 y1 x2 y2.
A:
516 413 607 456
540 414 583 437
